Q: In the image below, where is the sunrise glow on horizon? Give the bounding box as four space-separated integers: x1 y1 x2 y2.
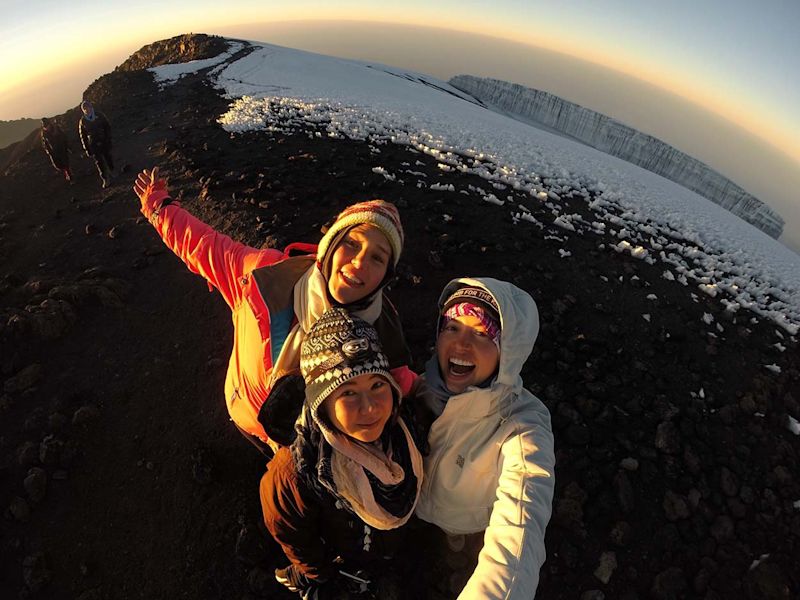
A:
0 0 800 168
1 0 798 169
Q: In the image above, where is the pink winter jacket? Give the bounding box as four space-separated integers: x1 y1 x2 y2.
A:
148 203 415 443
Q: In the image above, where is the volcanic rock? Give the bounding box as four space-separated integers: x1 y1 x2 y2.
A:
593 551 617 584
72 404 100 427
8 496 31 522
22 552 51 592
4 364 43 393
24 467 47 503
651 566 687 600
39 435 64 465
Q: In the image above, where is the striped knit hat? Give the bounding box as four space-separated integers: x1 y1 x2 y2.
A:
301 308 401 418
317 200 404 270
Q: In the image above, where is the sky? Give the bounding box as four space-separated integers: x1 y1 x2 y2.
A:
1 0 799 247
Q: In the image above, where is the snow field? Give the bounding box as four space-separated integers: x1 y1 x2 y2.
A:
153 41 800 338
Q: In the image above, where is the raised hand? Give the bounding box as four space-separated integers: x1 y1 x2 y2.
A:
133 167 172 218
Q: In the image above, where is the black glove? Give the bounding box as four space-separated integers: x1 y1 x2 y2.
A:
258 373 305 447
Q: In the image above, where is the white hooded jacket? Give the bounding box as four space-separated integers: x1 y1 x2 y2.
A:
416 277 555 600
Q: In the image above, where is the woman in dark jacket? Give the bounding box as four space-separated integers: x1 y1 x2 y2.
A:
41 117 72 182
78 100 114 187
260 308 423 598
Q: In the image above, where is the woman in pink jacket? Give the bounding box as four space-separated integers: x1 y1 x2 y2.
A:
133 167 415 455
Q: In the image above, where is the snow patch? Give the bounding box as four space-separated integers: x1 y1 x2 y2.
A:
699 283 718 297
372 166 395 181
150 42 245 86
553 216 576 231
748 554 770 571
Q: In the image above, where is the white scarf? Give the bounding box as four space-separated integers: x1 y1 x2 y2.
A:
325 420 423 530
268 265 383 389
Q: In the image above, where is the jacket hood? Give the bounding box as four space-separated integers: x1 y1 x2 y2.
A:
437 277 538 392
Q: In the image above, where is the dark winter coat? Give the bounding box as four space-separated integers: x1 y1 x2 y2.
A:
260 446 407 582
78 111 112 156
41 123 69 168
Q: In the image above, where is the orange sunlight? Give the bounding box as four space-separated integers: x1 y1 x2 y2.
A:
5 10 797 167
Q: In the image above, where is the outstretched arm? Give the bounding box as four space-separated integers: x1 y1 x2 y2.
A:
458 403 555 600
133 167 283 308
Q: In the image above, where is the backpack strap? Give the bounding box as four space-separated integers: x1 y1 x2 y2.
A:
283 242 318 257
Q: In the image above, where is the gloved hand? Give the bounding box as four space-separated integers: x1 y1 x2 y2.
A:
133 166 173 219
258 373 305 447
337 568 373 596
275 564 315 594
275 565 348 599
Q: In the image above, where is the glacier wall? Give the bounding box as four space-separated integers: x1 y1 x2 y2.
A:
450 75 785 239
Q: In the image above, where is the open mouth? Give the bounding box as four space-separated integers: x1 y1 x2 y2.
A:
339 269 363 287
448 357 475 376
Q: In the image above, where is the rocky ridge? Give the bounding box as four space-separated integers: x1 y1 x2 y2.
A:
0 120 41 152
115 34 230 73
0 35 798 600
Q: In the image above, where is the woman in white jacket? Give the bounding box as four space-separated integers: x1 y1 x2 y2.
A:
415 277 555 599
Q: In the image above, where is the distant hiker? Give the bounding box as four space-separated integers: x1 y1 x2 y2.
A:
78 100 115 188
133 167 414 456
260 308 423 598
415 278 555 599
40 117 72 182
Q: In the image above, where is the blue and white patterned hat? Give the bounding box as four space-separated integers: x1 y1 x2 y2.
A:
300 308 401 416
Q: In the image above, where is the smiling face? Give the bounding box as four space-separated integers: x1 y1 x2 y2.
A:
437 314 500 394
323 373 394 442
327 224 392 304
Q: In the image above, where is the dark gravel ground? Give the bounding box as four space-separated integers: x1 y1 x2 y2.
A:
1 35 798 600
